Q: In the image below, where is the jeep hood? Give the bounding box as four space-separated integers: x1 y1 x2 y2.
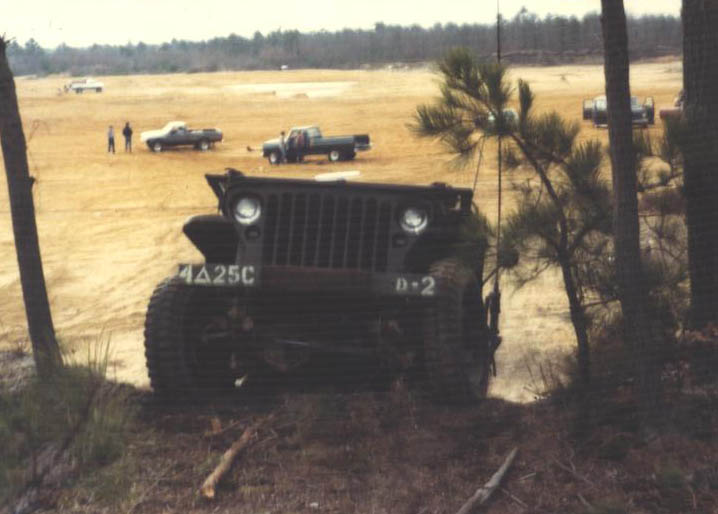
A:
205 169 474 214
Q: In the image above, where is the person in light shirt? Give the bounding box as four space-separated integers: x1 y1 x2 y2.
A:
107 125 115 154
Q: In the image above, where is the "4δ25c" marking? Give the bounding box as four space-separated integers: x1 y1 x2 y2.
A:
178 264 257 287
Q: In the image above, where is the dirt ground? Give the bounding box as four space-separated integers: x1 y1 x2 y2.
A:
0 61 682 401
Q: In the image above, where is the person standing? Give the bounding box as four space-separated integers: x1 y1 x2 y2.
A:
296 130 305 162
122 121 133 153
279 130 287 163
107 125 115 154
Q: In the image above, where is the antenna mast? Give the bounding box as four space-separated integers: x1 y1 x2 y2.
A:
495 0 503 291
486 0 503 374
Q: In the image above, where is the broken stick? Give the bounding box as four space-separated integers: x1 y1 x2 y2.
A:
200 415 272 500
455 447 518 514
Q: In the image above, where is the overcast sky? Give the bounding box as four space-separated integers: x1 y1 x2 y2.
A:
4 0 680 49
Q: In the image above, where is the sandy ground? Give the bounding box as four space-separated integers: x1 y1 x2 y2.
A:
0 61 682 401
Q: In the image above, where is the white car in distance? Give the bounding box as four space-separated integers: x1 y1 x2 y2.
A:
65 77 104 94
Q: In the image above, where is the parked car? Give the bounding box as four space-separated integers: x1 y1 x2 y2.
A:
659 90 684 121
262 126 371 165
140 121 223 152
144 168 494 402
64 77 104 93
582 95 655 127
485 108 519 128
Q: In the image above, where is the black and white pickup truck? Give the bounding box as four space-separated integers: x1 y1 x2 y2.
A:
262 125 371 165
582 95 655 127
140 121 223 152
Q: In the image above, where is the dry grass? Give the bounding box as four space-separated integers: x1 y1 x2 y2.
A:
0 62 682 400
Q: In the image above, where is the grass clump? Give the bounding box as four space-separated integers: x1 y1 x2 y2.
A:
0 340 134 504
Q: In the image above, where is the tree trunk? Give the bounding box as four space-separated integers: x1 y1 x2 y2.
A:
681 0 718 329
600 0 662 418
558 259 590 393
558 255 592 435
0 38 62 377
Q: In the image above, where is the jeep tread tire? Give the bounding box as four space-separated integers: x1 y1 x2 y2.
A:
144 277 235 397
423 258 490 403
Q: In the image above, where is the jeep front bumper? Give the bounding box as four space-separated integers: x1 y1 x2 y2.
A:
177 263 437 298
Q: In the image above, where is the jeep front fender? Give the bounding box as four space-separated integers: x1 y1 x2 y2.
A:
182 215 239 263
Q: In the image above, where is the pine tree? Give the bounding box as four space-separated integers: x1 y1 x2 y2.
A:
412 49 613 407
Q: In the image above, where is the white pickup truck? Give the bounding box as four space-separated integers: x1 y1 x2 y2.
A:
64 77 104 93
140 121 224 152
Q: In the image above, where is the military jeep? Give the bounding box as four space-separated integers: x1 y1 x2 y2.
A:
144 169 494 402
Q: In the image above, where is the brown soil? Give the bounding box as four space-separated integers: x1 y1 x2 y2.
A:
53 382 718 514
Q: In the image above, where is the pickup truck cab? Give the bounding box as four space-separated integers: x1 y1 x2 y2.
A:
262 125 371 165
140 121 223 152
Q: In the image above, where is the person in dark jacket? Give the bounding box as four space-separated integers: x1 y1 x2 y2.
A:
296 130 305 162
279 130 287 163
122 122 133 153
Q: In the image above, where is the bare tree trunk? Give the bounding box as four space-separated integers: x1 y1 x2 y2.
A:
681 0 718 329
0 38 61 377
558 259 590 393
600 0 661 419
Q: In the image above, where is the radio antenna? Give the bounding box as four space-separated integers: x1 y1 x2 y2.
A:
486 0 503 375
495 0 503 279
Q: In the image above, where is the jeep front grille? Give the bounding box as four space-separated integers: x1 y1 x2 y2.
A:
262 192 392 271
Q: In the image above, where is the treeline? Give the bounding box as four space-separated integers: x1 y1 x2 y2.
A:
8 9 681 76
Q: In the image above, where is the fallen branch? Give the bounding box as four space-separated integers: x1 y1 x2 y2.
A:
203 418 243 438
200 414 272 500
577 493 594 512
552 457 594 487
500 487 528 509
455 447 518 514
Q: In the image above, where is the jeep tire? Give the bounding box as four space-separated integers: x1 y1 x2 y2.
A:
423 258 490 403
144 278 237 397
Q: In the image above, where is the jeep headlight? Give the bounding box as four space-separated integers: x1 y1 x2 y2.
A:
233 196 262 225
399 207 428 235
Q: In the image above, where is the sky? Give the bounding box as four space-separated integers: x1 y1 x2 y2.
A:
3 0 680 49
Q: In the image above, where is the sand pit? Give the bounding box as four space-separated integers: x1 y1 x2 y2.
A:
224 80 358 98
0 62 682 401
